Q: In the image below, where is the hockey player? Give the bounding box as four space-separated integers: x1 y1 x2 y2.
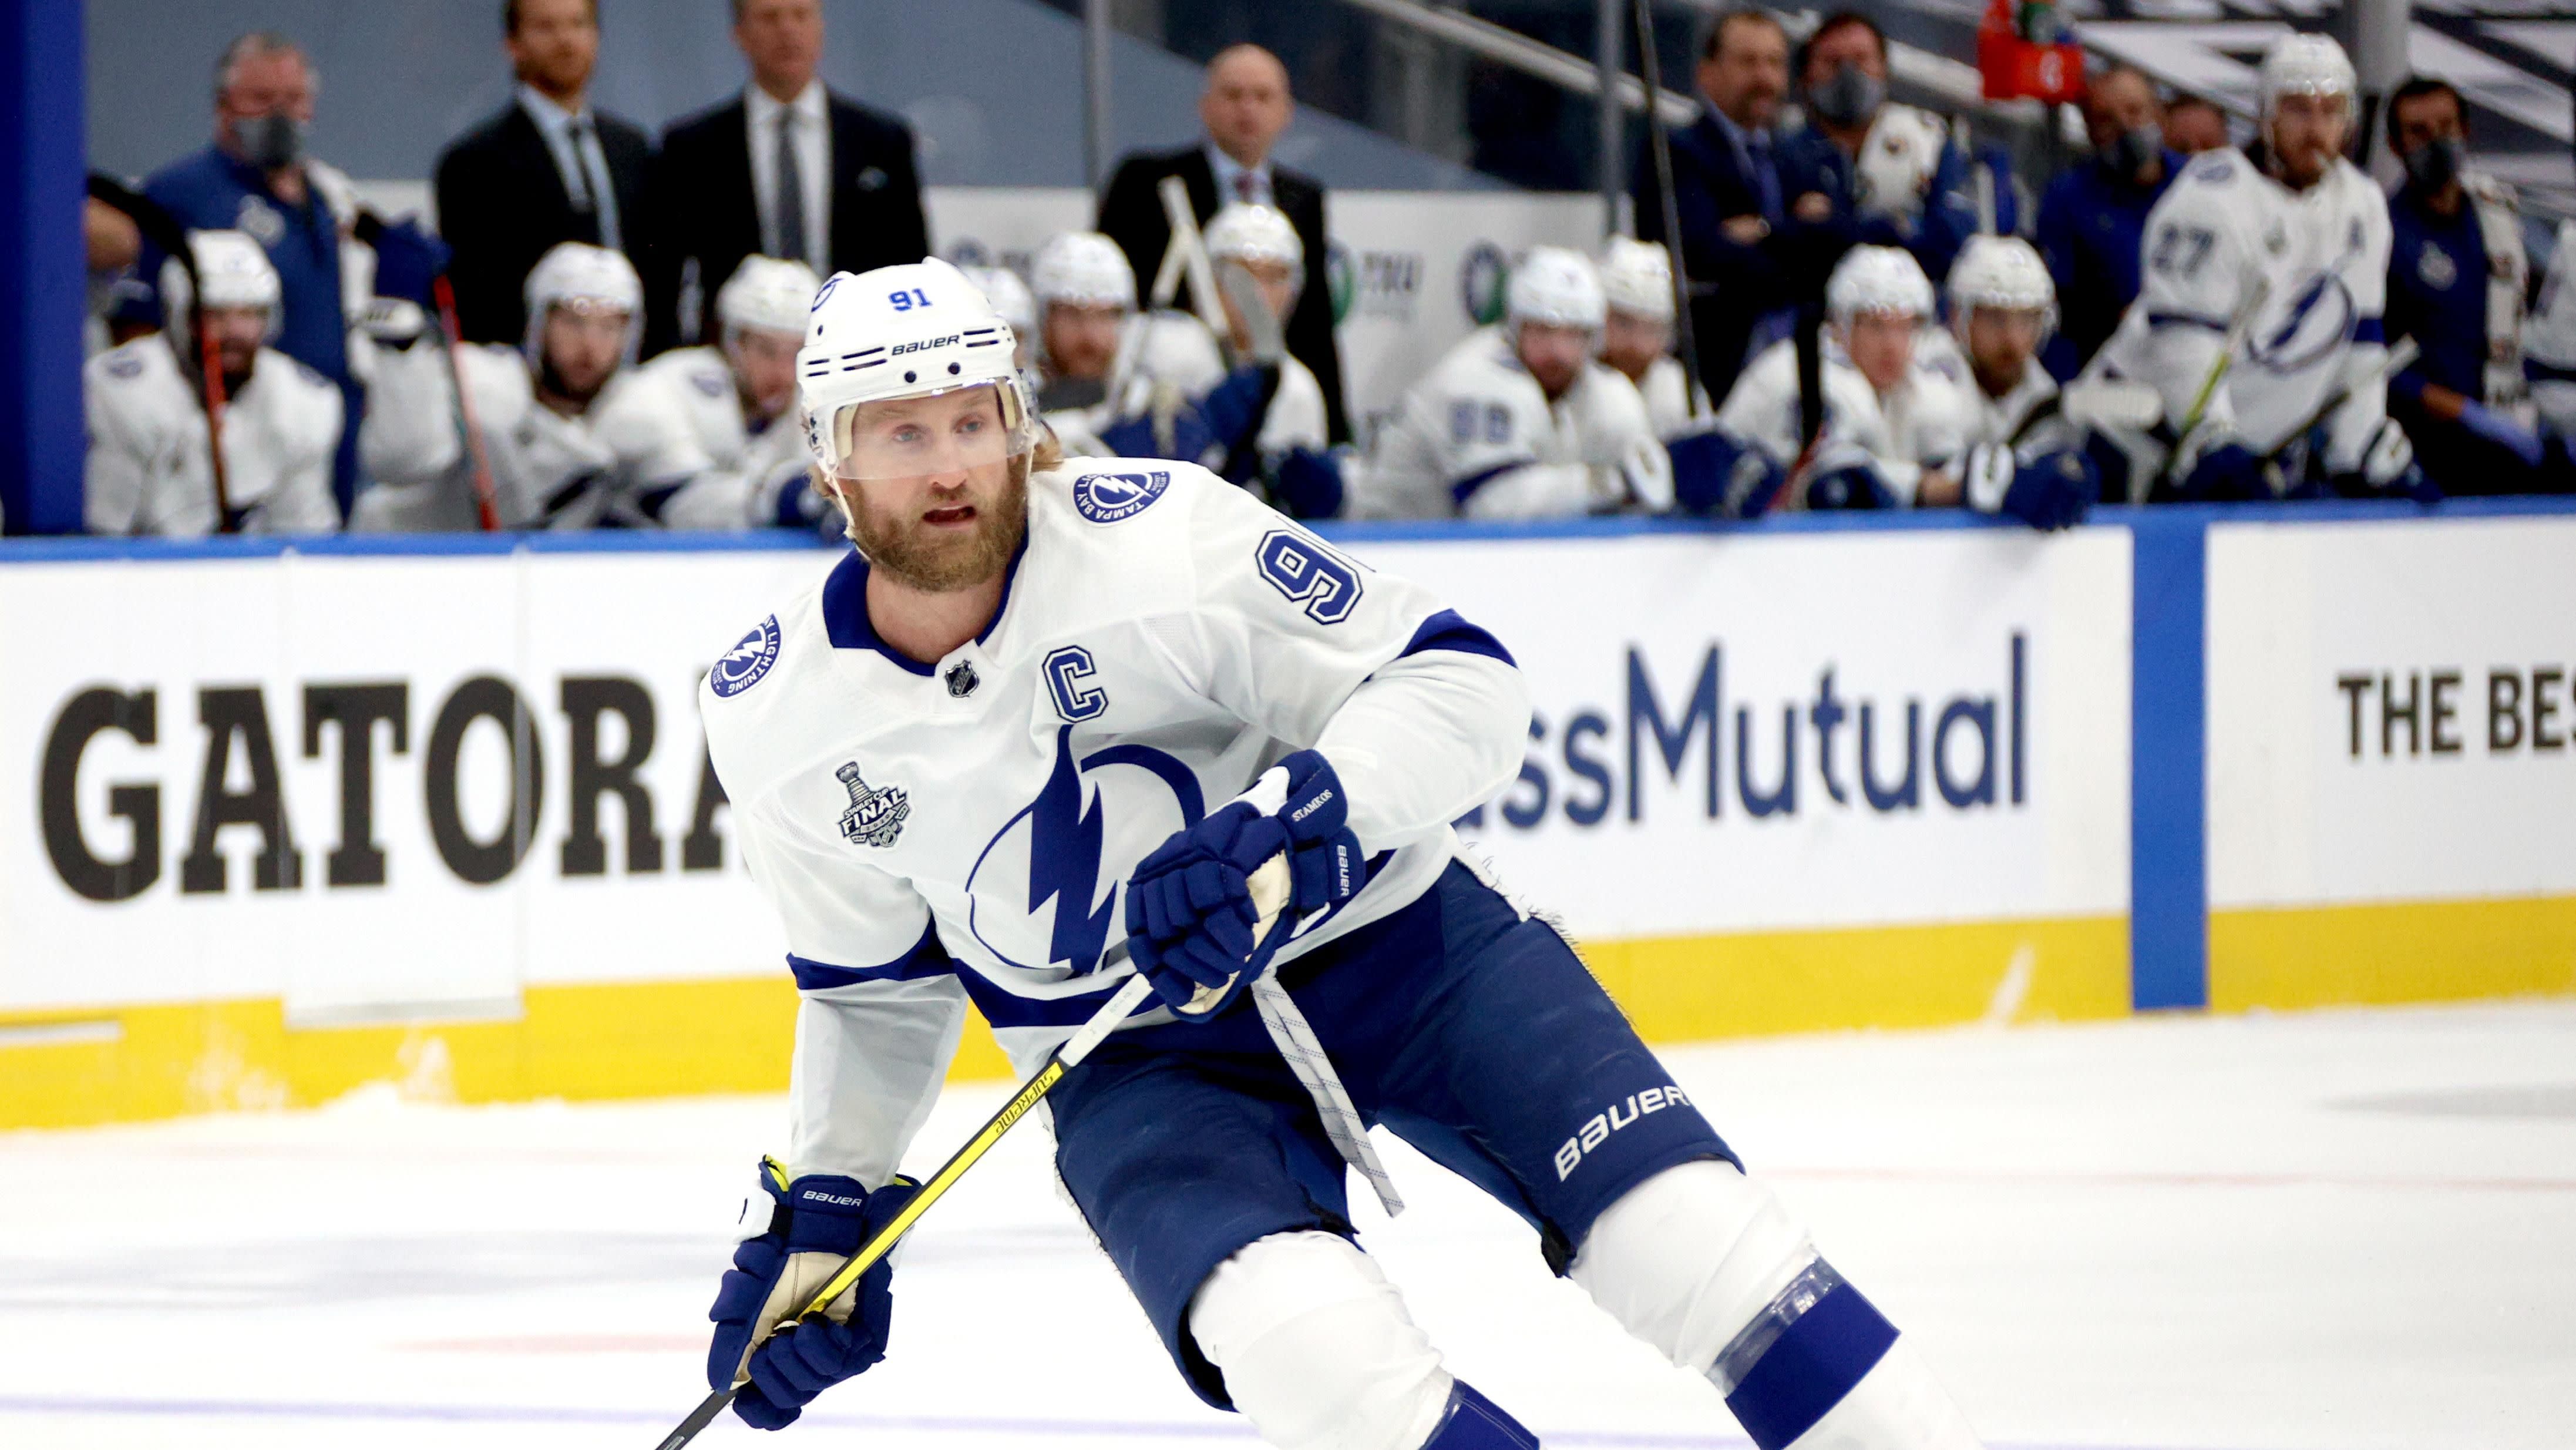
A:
695 255 1983 1450
1718 244 1974 509
1354 246 1672 518
1916 235 2096 530
2090 33 2424 502
640 256 829 530
957 263 1036 374
1028 229 1226 454
354 241 711 530
1198 202 1330 457
85 229 343 536
1595 237 1710 438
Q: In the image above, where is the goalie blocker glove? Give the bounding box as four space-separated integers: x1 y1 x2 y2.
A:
708 1158 922 1429
1124 750 1367 1020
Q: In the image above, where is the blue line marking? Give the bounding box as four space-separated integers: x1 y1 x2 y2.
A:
2129 510 2208 1011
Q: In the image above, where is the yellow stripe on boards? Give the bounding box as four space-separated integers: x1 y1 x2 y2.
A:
2210 894 2576 1012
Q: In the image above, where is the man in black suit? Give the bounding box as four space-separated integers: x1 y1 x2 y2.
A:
1633 8 1854 407
643 0 929 355
1097 45 1350 444
433 0 652 347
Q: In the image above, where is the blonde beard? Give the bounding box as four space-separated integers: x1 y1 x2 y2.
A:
836 455 1032 593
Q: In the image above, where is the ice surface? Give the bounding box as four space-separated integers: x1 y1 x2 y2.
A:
3 1001 2572 1449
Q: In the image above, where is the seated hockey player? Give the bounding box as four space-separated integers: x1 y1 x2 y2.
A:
2089 33 2427 503
639 256 830 531
1595 237 1710 438
85 229 342 536
1717 244 1974 510
1916 235 2097 530
1353 245 1671 519
1028 229 1225 454
694 255 1985 1450
354 241 711 530
957 263 1036 375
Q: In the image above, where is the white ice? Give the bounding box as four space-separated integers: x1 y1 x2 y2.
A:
3 1000 2572 1450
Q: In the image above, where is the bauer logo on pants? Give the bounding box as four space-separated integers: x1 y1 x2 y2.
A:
1556 1085 1692 1181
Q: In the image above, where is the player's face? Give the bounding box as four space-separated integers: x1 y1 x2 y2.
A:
832 386 1028 593
734 0 823 95
1697 18 1788 132
726 325 802 425
1841 312 1917 395
1216 258 1299 351
201 306 268 381
1515 321 1592 400
540 303 629 405
505 0 599 100
2266 91 2350 189
1963 307 2043 396
1043 303 1123 382
1598 310 1670 384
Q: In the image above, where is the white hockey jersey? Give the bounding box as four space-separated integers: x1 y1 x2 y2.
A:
627 346 812 530
700 459 1527 1183
2094 147 2393 467
83 333 342 536
2523 219 2576 435
1916 330 2060 449
1635 355 1714 439
1854 103 1953 229
1717 334 1976 504
353 340 712 531
1355 326 1672 519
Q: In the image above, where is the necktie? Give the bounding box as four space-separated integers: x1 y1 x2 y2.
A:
774 110 808 264
1749 132 1784 228
561 117 594 213
566 116 621 251
1235 169 1259 204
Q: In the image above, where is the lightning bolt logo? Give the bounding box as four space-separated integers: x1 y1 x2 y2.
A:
1025 724 1117 975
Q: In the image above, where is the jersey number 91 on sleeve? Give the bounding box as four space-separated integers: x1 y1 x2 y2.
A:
1257 529 1363 625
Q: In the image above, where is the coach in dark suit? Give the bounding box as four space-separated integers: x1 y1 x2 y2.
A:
643 0 927 354
1634 8 1855 406
433 0 651 345
1097 45 1350 444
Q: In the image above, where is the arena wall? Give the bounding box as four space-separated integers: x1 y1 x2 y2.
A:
5 501 2571 1129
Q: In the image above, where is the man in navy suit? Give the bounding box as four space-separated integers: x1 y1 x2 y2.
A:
644 0 928 354
1634 8 1854 407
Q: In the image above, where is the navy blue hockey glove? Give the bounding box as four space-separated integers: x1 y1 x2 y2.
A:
1270 446 1345 519
1098 402 1219 466
1199 364 1283 455
708 1159 920 1430
1124 750 1366 1020
363 217 451 310
1666 428 1785 518
2167 437 2268 502
1962 442 2091 532
2330 418 2440 505
1802 443 1896 511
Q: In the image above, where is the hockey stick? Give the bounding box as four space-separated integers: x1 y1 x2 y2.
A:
1212 262 1287 483
653 856 1293 1450
92 176 241 532
354 210 505 531
2260 335 2419 464
1630 0 1706 414
2154 276 2271 491
1160 175 1229 343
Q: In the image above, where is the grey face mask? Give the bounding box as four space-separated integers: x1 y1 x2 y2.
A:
2403 137 2466 193
1808 63 1885 129
2105 123 2163 178
235 112 307 171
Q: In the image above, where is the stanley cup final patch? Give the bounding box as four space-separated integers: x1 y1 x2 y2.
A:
710 616 782 698
836 763 910 848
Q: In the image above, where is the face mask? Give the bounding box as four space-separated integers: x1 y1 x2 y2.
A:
2403 137 2466 192
1808 63 1885 129
2106 124 2163 177
234 112 306 171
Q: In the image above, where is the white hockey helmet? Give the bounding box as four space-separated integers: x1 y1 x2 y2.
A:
1946 234 2056 340
523 240 643 367
717 256 822 340
959 264 1037 338
1506 246 1607 331
2257 32 2355 116
796 257 1037 479
1825 245 1933 325
1030 231 1136 311
160 229 282 341
1205 203 1304 272
1597 237 1675 323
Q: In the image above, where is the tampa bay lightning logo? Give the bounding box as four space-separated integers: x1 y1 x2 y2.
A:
964 725 1205 976
710 616 782 698
691 369 728 399
1072 470 1171 524
2248 273 2357 376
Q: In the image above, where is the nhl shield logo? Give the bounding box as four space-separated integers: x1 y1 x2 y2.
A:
836 763 910 848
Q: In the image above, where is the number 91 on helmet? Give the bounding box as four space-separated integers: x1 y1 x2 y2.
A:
799 258 1042 484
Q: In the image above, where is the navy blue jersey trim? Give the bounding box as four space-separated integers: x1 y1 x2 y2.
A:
1396 607 1516 666
2528 358 2576 384
1447 461 1528 507
787 924 956 991
820 538 1027 673
956 968 1144 1030
2354 316 2385 344
2146 310 2228 332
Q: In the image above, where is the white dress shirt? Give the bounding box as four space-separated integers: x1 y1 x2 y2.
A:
516 85 621 251
1205 141 1274 209
746 80 832 267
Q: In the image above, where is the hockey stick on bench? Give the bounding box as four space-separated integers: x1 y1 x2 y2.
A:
651 855 1293 1450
